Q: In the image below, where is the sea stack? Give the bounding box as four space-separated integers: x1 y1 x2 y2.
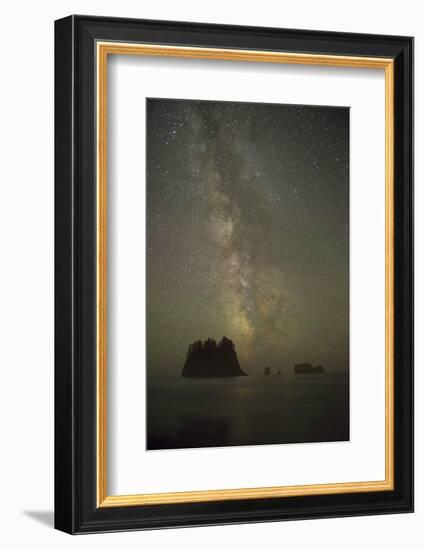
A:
294 363 325 374
182 337 246 378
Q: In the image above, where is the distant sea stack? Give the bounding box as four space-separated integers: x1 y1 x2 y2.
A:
182 337 247 378
294 363 325 374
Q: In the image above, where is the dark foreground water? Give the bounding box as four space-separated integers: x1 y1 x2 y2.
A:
147 373 349 450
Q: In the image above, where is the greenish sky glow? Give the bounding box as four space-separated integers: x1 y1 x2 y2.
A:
146 98 349 376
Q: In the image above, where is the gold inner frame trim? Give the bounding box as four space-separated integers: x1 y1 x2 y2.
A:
96 41 395 508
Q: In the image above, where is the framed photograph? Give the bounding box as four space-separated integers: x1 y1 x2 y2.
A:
54 15 413 534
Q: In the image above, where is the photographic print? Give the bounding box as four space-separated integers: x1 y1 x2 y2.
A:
146 97 349 451
55 18 413 532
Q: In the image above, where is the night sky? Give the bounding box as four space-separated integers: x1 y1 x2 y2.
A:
146 98 349 377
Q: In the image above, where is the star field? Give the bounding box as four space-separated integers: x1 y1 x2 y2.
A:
146 98 349 376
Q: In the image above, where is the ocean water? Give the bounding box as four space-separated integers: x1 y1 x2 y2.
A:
147 373 349 450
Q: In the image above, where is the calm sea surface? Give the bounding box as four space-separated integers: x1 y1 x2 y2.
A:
147 373 349 450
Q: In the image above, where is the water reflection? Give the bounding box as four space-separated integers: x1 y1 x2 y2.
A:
147 373 349 451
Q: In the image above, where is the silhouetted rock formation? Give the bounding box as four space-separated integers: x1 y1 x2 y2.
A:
277 370 281 375
264 367 271 376
182 337 246 378
294 363 325 374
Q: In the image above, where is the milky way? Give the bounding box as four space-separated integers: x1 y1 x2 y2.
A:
146 98 349 375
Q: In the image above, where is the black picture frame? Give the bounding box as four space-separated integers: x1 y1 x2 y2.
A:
55 15 413 534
